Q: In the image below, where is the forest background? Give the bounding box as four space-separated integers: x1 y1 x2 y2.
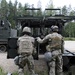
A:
0 0 75 37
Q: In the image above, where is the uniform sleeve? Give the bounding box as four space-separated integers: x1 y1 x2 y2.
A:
40 34 51 43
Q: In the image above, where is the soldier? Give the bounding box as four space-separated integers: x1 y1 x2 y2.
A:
16 27 36 75
37 25 64 75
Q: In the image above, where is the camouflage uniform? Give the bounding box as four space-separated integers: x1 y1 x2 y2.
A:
17 27 36 75
37 26 64 75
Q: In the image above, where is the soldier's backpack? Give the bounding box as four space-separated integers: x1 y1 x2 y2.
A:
18 37 33 54
49 33 62 49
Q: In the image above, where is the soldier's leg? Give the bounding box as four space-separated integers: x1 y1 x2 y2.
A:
56 54 63 75
18 68 24 75
18 57 27 75
47 62 50 75
49 60 56 75
27 55 35 75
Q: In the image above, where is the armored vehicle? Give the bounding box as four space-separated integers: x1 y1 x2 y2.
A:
0 19 17 52
7 8 75 75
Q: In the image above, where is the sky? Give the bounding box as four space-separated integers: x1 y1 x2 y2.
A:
6 0 75 10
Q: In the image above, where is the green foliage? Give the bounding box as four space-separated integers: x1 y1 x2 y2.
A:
62 5 68 15
0 67 6 75
0 0 75 33
12 72 18 75
64 37 75 41
45 0 54 15
23 3 30 15
0 66 71 75
0 0 8 19
64 22 75 37
36 10 42 16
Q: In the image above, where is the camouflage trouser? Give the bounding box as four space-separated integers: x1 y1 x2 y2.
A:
48 50 63 75
18 54 35 75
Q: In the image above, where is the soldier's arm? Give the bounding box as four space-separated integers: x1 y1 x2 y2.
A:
37 34 51 43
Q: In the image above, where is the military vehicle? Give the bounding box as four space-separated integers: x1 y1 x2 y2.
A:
7 8 75 75
0 19 17 52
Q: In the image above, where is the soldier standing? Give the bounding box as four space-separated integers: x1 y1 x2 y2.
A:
37 25 64 75
16 27 36 75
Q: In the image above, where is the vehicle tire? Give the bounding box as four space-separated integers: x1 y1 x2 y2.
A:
0 45 6 52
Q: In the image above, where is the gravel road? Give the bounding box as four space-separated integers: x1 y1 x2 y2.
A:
0 52 18 73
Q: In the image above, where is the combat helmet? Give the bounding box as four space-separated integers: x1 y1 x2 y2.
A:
23 27 31 33
44 52 52 62
51 25 58 32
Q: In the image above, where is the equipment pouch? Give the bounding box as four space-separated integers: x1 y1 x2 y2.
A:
14 56 19 65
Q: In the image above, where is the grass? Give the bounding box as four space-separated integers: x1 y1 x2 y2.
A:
0 67 73 75
0 67 18 75
0 67 6 75
0 67 48 75
12 72 18 75
64 37 75 41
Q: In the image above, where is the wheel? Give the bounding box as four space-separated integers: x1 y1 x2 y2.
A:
0 45 6 52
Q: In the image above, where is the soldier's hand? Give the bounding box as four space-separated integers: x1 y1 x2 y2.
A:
36 37 41 43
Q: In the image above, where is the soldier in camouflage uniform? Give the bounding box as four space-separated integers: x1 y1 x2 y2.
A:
37 25 64 75
17 27 36 75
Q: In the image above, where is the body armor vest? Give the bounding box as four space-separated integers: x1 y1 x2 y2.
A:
18 36 34 54
49 33 62 50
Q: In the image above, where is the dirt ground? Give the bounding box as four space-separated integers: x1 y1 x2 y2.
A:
0 52 47 74
1 52 75 75
0 52 18 73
